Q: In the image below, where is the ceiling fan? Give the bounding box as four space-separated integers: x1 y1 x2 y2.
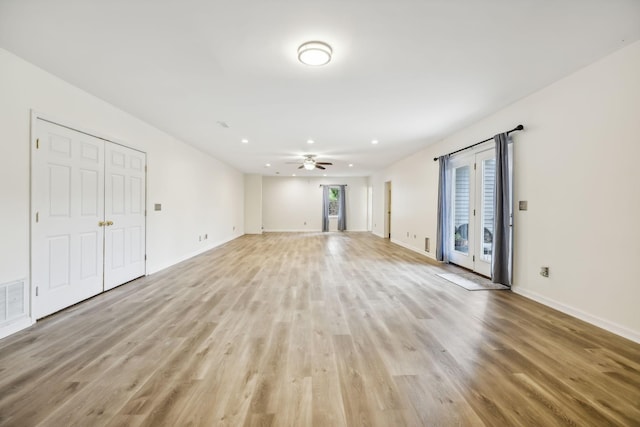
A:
288 155 333 170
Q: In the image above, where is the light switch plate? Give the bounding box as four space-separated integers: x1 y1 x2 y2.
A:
154 203 162 211
519 201 528 211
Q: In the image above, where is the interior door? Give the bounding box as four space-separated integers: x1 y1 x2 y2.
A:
384 181 392 238
449 156 475 269
32 119 105 318
104 143 146 290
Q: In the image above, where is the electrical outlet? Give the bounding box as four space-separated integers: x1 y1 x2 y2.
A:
233 226 236 231
406 232 409 237
199 235 202 242
204 234 208 239
540 266 549 277
414 234 416 239
304 221 307 225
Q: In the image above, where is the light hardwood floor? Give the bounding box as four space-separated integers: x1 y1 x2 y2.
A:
1 232 639 426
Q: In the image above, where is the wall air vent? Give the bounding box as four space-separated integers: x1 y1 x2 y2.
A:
0 280 27 325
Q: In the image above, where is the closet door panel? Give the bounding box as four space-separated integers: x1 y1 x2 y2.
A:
32 120 105 319
104 143 146 290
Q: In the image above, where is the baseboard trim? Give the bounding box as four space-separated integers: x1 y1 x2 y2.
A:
147 234 242 275
261 229 369 233
512 286 640 344
390 238 436 260
0 316 35 340
262 229 323 233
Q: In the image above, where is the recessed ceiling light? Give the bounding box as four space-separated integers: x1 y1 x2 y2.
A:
348 163 354 167
265 163 271 167
241 139 249 144
323 174 327 177
292 173 296 176
371 139 379 145
298 41 332 66
307 139 314 144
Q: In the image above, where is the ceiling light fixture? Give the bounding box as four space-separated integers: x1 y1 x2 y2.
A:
348 163 354 167
298 41 332 66
303 158 316 170
265 163 271 167
371 139 379 145
307 139 314 144
241 139 249 144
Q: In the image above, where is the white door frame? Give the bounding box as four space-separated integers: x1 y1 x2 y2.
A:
447 145 500 277
30 111 147 319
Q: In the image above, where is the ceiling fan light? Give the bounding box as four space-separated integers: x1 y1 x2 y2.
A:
298 41 332 66
303 159 316 170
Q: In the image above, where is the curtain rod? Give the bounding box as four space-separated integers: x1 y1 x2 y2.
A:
319 184 348 188
432 124 524 161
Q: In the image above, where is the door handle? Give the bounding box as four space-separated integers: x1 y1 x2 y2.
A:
98 221 106 227
106 221 114 226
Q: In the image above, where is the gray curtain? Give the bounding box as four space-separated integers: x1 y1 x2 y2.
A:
492 133 512 285
337 185 347 231
436 155 450 262
322 186 330 232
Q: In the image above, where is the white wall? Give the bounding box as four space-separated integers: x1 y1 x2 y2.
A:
244 174 263 234
0 48 244 337
371 41 640 342
262 176 368 232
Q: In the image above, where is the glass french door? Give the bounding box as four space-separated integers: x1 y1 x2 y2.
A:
449 149 496 276
449 157 475 269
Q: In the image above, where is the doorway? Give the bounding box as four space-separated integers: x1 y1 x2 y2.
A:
384 181 392 238
448 149 496 276
31 117 147 318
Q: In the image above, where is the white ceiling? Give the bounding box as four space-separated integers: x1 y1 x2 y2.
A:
1 0 639 177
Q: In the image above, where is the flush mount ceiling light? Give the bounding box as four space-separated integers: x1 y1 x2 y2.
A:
298 41 332 66
307 139 314 144
241 139 249 144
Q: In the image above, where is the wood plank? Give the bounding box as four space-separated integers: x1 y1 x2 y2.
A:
0 232 638 426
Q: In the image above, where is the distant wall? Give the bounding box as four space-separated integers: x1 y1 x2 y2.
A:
262 176 368 232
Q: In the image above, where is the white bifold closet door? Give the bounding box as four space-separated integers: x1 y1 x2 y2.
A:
32 118 146 319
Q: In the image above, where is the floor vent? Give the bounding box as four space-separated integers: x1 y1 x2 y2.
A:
0 280 26 324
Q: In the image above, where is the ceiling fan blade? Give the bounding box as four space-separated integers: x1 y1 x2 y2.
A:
315 162 333 165
298 165 304 169
316 164 326 170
